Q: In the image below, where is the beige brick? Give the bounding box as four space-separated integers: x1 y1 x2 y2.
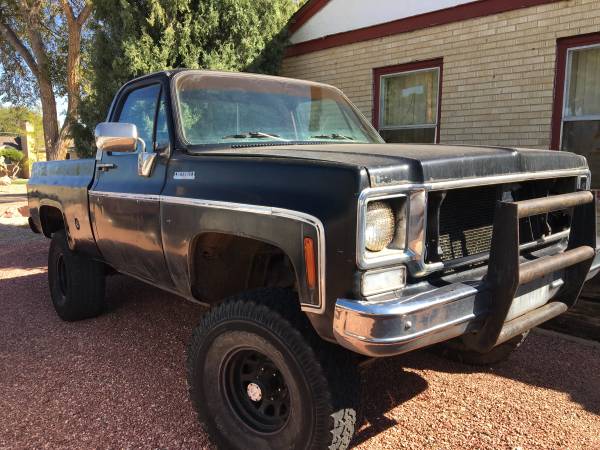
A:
281 0 600 149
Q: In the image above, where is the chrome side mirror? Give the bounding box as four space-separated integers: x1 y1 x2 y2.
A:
95 122 139 153
95 122 157 178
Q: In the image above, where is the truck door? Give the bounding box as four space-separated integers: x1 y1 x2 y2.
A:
90 80 173 288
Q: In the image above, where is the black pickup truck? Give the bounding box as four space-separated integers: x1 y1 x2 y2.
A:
27 69 599 449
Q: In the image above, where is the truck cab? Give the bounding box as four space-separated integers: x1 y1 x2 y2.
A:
27 69 599 450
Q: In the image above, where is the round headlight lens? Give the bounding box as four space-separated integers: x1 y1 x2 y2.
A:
365 201 395 252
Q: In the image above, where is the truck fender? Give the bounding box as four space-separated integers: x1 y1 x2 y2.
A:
160 198 325 314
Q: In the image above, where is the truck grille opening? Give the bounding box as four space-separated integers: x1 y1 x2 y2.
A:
425 178 576 269
438 187 496 262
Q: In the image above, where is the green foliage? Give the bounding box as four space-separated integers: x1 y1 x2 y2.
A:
0 105 44 153
0 105 42 135
0 1 68 107
0 146 24 163
74 0 299 157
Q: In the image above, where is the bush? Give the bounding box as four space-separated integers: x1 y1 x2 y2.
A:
0 147 24 164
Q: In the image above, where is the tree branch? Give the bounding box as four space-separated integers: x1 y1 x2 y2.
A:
14 0 47 74
0 20 39 76
76 3 92 27
60 0 75 24
60 0 92 28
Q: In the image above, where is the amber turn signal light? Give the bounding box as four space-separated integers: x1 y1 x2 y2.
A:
303 237 317 289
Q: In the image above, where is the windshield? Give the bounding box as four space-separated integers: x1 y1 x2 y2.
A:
174 72 383 146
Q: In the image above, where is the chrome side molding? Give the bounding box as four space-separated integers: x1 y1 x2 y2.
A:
88 191 327 313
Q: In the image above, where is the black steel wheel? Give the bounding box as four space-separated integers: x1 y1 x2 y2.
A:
222 349 290 433
187 289 360 450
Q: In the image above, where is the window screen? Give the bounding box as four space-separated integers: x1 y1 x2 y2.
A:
379 67 440 143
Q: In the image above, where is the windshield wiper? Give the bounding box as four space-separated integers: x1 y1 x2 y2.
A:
310 133 354 141
223 131 289 141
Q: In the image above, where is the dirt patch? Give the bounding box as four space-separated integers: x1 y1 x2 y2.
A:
0 181 27 200
0 185 43 246
0 205 28 219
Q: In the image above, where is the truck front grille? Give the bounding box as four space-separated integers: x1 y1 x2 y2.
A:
425 178 575 269
438 187 496 262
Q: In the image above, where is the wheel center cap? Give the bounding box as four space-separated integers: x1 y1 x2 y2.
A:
246 382 262 402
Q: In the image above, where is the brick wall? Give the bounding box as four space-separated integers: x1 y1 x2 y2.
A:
281 0 600 148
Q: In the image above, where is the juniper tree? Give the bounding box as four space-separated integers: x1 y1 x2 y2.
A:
73 0 299 156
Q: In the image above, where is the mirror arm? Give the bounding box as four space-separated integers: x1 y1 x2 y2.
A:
137 137 157 178
137 137 147 154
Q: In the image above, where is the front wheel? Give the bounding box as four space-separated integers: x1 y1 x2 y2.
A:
187 291 359 450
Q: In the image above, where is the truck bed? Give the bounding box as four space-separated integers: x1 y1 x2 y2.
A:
28 159 98 255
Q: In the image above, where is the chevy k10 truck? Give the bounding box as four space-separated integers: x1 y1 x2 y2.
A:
28 69 599 449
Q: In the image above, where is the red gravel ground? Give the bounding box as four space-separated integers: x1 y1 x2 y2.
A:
1 229 600 449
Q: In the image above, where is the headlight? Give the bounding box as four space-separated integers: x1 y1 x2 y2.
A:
361 266 407 296
365 201 395 252
357 190 412 270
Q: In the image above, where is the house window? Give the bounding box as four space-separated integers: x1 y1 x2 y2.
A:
562 44 600 163
552 33 600 188
374 59 442 144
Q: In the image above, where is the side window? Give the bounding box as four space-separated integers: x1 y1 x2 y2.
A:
154 92 170 150
117 84 161 152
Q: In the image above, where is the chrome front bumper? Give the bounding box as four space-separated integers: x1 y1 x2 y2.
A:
333 273 562 357
334 191 599 358
334 249 600 357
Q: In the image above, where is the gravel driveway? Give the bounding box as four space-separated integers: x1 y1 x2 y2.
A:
1 212 599 449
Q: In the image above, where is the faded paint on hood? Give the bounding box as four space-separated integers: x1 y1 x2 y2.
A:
197 143 588 187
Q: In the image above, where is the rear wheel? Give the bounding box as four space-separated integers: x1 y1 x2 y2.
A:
48 230 106 321
187 290 360 450
436 331 529 366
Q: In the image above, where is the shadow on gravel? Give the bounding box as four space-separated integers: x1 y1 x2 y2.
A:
102 273 207 317
0 223 45 251
353 359 428 447
0 237 47 271
398 341 600 417
348 335 600 447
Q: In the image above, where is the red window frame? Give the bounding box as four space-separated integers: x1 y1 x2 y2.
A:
373 58 443 144
550 32 600 150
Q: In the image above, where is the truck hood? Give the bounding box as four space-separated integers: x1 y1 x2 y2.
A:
201 143 588 187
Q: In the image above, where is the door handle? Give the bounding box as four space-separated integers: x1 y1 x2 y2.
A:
97 163 117 172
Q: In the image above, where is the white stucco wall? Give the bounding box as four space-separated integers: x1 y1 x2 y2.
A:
289 0 478 44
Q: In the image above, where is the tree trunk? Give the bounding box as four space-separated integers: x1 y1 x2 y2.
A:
2 1 92 161
65 23 81 123
56 15 83 160
23 5 63 161
56 2 91 160
38 75 62 161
